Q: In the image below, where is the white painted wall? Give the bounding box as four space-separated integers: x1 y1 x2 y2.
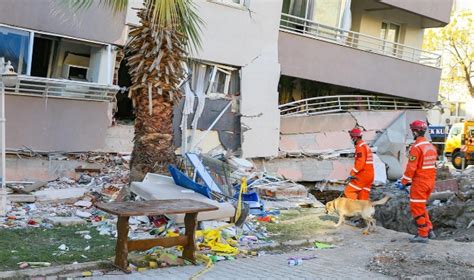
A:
193 0 282 158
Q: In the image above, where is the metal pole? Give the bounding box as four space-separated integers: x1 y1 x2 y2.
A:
0 81 6 216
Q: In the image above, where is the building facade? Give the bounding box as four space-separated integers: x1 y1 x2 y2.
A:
0 0 454 163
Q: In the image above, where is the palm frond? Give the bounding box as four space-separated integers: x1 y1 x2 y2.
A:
62 0 129 14
146 0 203 53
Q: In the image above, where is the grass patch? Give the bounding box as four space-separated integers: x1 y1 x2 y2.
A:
265 208 333 242
0 225 115 271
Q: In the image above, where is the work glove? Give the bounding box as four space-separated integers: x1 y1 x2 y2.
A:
395 180 411 194
345 176 356 182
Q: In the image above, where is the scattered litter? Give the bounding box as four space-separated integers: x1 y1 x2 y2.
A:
75 210 92 218
74 200 93 208
314 242 335 249
58 244 69 251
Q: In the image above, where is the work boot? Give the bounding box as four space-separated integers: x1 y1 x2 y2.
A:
428 230 436 239
410 235 429 243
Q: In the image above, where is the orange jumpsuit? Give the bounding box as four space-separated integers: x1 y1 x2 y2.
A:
401 137 437 238
344 139 374 200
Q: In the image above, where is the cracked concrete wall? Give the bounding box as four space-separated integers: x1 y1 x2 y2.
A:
280 111 404 155
193 0 283 158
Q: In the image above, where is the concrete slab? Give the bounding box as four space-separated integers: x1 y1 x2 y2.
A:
131 173 235 223
101 124 134 154
7 194 36 203
45 216 87 226
34 188 87 202
255 158 352 181
6 157 81 182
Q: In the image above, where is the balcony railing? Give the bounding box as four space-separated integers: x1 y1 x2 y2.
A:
4 75 120 102
280 13 441 68
279 95 424 117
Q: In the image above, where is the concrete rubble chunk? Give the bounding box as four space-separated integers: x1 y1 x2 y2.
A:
7 194 36 203
34 188 87 202
46 216 87 226
74 200 93 208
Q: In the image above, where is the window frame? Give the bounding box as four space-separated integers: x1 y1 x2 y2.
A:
380 21 401 55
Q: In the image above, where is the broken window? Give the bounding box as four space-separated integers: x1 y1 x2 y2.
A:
211 0 247 7
0 26 30 75
188 61 240 98
1 25 114 85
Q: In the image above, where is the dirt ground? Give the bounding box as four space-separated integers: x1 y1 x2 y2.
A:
316 221 474 279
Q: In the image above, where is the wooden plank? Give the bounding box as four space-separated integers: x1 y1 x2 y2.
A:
128 236 188 251
182 212 198 263
114 216 129 271
95 199 218 216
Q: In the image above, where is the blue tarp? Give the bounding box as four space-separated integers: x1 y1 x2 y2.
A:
168 165 212 198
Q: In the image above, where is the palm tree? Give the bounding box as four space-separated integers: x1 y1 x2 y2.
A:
68 0 202 182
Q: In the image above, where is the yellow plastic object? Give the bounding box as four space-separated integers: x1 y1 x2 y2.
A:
149 261 158 269
190 254 214 280
196 224 239 256
234 177 247 222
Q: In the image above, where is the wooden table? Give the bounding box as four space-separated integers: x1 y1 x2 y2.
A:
95 199 218 272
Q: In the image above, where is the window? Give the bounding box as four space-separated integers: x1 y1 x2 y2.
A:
458 102 467 117
188 61 240 98
0 26 31 75
211 0 246 7
380 22 400 55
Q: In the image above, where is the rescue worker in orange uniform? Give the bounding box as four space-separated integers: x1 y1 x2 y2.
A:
398 120 437 243
343 128 374 200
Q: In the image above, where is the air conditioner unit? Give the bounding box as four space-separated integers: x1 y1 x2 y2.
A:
62 64 89 81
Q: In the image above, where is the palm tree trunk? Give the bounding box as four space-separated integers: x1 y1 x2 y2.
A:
127 3 186 182
130 94 176 182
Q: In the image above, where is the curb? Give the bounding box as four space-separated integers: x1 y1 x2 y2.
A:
0 261 108 279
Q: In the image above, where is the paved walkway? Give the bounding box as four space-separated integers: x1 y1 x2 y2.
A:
93 250 389 280
90 225 474 280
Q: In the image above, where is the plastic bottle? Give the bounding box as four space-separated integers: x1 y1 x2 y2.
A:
288 258 303 266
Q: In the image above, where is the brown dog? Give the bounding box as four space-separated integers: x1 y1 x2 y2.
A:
325 196 390 234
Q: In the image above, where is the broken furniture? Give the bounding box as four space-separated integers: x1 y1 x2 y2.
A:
130 173 235 223
95 199 218 272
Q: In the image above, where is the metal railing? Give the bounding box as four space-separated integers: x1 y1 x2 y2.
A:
4 75 120 102
280 13 441 68
279 95 424 117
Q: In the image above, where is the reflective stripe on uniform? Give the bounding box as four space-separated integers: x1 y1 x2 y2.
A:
352 167 358 173
410 199 427 203
422 166 436 169
402 175 412 181
414 141 430 147
348 183 362 190
363 187 371 192
358 142 365 147
365 161 374 164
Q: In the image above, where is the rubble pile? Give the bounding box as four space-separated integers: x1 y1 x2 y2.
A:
1 153 130 229
1 151 324 272
372 168 474 242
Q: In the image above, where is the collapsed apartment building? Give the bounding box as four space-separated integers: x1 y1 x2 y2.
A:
0 0 454 183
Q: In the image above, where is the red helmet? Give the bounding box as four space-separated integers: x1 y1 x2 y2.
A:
409 120 427 132
349 127 363 138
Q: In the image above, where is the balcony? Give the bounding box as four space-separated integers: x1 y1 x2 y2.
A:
279 95 424 117
280 13 441 68
278 13 443 103
5 75 119 102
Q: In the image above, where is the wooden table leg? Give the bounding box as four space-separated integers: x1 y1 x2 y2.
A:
115 215 130 272
182 212 198 263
